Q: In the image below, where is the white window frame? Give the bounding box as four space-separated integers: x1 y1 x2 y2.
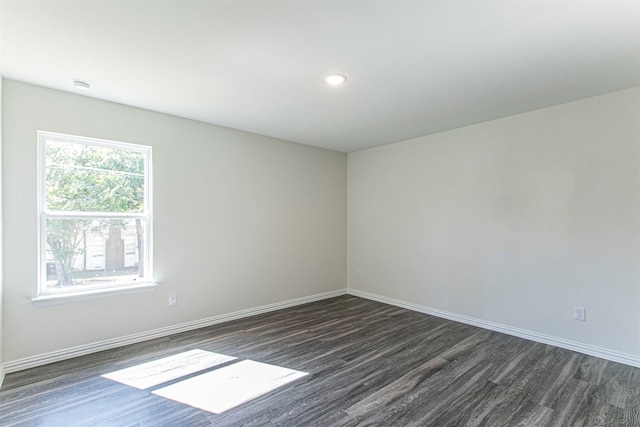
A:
34 131 155 305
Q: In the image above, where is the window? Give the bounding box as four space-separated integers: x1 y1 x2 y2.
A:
37 131 153 299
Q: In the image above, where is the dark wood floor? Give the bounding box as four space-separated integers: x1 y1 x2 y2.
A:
1 295 639 426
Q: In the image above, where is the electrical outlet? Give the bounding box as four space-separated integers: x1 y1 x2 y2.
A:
573 306 586 321
356 269 361 279
169 294 177 307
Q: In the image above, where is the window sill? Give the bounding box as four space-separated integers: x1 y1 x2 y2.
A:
31 282 157 307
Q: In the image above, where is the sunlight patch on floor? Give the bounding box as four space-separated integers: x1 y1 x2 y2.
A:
152 360 308 414
101 349 308 414
101 349 236 389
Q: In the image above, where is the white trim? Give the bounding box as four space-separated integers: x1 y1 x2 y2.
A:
38 131 151 153
0 364 5 389
37 131 153 298
31 282 157 307
347 288 640 368
0 77 3 391
4 289 347 373
13 287 636 374
43 212 147 219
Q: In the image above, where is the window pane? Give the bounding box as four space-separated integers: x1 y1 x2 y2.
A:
44 218 147 293
46 140 145 213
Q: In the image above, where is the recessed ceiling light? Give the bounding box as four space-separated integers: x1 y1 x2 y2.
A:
325 74 347 86
72 79 91 90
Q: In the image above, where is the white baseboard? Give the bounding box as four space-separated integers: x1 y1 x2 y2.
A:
0 363 5 389
6 287 637 375
347 288 640 368
3 289 347 374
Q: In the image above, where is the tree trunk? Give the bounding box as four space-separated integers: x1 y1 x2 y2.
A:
54 258 72 287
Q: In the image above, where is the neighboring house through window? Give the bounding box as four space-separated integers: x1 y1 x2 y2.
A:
37 131 153 300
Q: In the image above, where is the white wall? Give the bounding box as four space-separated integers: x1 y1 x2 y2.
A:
0 77 4 384
348 87 640 358
2 80 347 363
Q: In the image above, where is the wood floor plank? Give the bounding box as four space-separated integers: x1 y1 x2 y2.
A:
502 399 555 427
1 295 639 426
463 382 553 427
575 354 609 384
569 384 625 427
344 356 450 417
601 361 635 409
624 369 640 426
532 350 584 408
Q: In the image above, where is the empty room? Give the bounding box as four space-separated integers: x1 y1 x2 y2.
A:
0 1 639 426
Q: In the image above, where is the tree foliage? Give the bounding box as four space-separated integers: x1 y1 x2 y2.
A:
45 141 146 287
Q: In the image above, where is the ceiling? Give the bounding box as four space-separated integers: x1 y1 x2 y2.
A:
1 1 638 153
